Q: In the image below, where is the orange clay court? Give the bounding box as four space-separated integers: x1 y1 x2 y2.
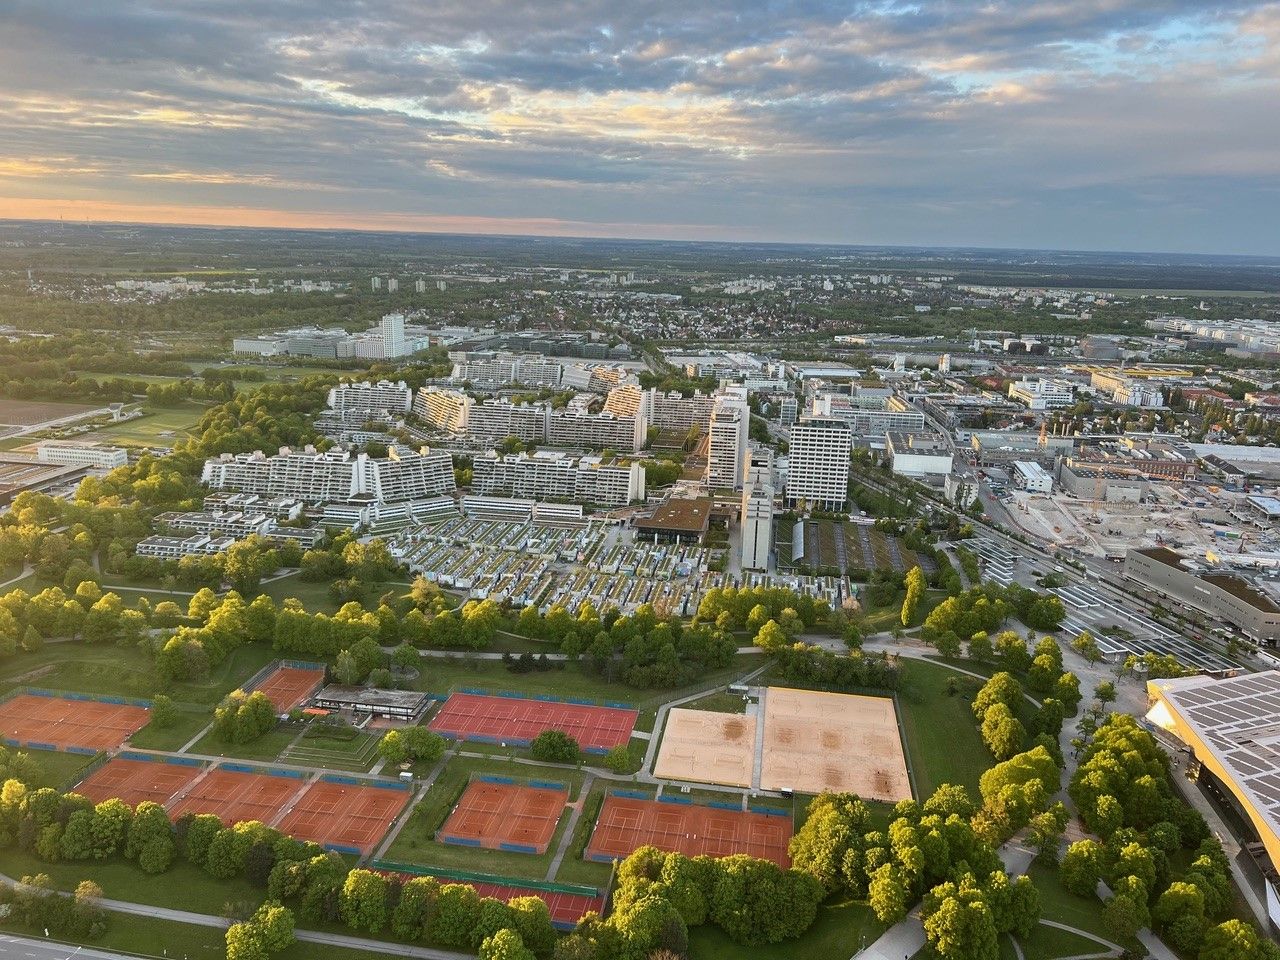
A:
168 767 302 826
759 687 912 801
438 779 568 854
253 665 325 712
0 694 150 752
653 708 755 788
585 795 792 867
276 779 410 855
74 756 203 808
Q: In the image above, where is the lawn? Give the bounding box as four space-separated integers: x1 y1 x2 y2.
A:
0 848 261 915
551 783 614 888
27 749 98 791
189 725 299 762
0 914 397 960
683 690 749 714
278 728 380 772
688 896 885 960
0 642 278 706
78 401 208 447
382 753 587 882
129 707 212 751
1026 860 1113 941
896 657 993 799
1012 923 1117 960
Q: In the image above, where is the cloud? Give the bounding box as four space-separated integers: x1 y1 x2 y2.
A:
0 0 1275 252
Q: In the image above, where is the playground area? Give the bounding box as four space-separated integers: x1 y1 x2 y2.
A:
276 777 411 855
437 777 569 855
251 664 325 712
759 687 911 800
167 765 305 826
74 754 202 807
652 708 755 788
428 693 637 753
0 693 150 752
585 794 792 867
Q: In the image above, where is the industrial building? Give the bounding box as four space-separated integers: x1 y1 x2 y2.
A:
1011 460 1054 493
1124 547 1280 643
886 432 953 480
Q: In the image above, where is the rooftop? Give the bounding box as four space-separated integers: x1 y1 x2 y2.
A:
635 496 712 535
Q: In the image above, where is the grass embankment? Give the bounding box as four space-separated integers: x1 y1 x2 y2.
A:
688 897 886 960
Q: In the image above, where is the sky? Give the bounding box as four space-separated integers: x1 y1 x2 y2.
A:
0 1 1278 254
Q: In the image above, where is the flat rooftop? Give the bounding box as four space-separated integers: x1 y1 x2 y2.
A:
635 496 712 535
312 685 430 711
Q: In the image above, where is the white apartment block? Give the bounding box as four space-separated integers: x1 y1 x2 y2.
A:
452 353 563 388
154 511 326 548
886 432 954 479
35 441 128 470
136 534 235 560
467 402 549 443
326 380 413 415
811 394 926 435
740 448 775 571
413 387 474 433
1008 377 1076 410
785 416 852 511
706 387 750 489
546 409 644 452
648 389 716 433
471 451 644 507
201 444 455 504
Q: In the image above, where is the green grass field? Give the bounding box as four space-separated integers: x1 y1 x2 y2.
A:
0 643 277 706
383 754 587 881
189 725 299 762
26 749 99 791
129 708 211 752
0 911 398 960
77 401 209 447
278 728 380 772
688 896 886 960
895 658 993 799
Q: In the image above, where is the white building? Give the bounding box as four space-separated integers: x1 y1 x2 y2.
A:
35 441 127 470
1011 460 1054 493
706 386 750 489
886 432 954 480
201 445 455 505
812 393 926 436
740 448 774 571
546 407 644 452
471 450 644 507
785 416 852 511
326 380 412 416
412 387 474 433
452 353 563 388
1008 377 1076 410
468 401 549 443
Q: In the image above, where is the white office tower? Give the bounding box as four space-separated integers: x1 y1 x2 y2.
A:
371 277 382 291
893 353 906 372
415 279 427 293
706 386 750 489
380 313 407 358
387 278 399 293
785 416 852 511
412 387 473 433
939 354 952 374
326 380 412 415
740 448 774 571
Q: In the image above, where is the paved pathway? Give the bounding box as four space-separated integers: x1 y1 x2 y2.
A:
546 772 595 880
371 751 452 861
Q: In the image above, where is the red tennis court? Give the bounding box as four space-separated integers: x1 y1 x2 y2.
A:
277 779 409 855
74 756 203 808
428 693 637 752
380 870 606 929
252 665 325 712
585 795 792 867
168 767 303 827
0 694 150 752
439 779 568 854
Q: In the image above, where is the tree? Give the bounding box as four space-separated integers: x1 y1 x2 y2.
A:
333 650 361 685
1102 893 1143 942
1198 919 1268 960
973 672 1023 720
531 730 579 764
340 869 389 933
1095 680 1117 704
1071 630 1103 665
981 702 1026 761
150 694 178 729
868 862 909 924
479 928 535 960
225 921 268 960
250 901 296 953
753 618 789 652
901 566 926 627
376 730 409 766
1060 839 1103 896
923 886 999 960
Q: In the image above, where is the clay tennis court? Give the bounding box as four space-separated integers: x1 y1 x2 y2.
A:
168 766 304 826
585 794 792 867
438 778 568 854
759 687 911 801
429 693 637 752
0 694 150 752
276 778 410 854
252 665 325 712
74 755 203 807
653 708 755 787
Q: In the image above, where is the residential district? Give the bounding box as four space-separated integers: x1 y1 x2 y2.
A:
0 232 1278 960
